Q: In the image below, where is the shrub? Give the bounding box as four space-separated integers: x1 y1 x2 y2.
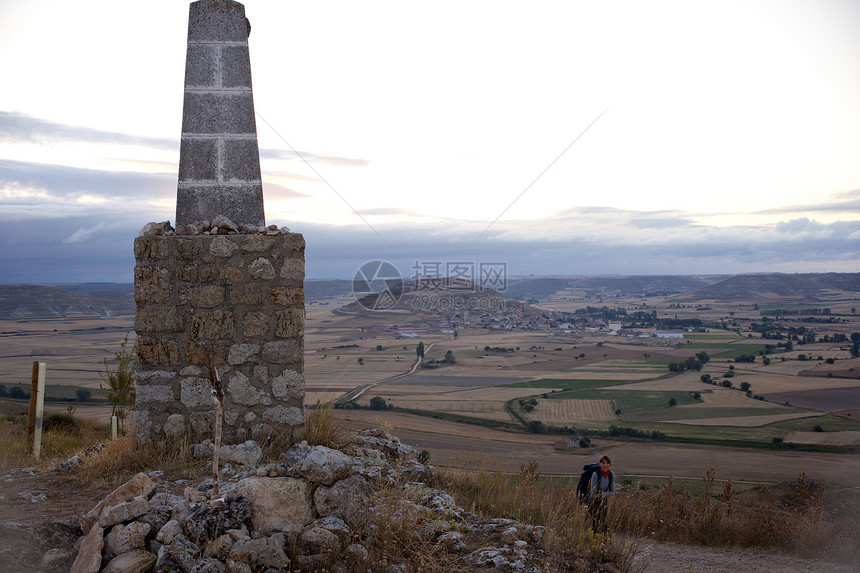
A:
8 386 28 400
369 396 387 410
42 412 82 435
303 403 348 448
75 388 92 402
527 421 546 434
813 425 824 432
98 333 136 433
417 449 431 464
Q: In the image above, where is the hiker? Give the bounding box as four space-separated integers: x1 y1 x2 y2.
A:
587 455 615 532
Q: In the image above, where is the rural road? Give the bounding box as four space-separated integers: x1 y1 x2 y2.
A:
344 337 451 402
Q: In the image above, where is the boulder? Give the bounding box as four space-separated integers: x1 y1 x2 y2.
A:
81 473 154 534
190 557 227 573
98 497 151 529
235 477 313 535
299 445 353 485
219 441 262 467
299 526 341 555
229 533 289 570
105 521 151 558
280 442 313 469
154 534 200 573
69 525 103 573
311 515 351 542
313 475 372 526
101 549 157 573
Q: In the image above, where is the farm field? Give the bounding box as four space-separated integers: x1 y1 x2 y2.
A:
3 278 860 484
339 409 860 486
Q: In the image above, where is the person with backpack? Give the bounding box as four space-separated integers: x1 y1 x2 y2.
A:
586 455 615 532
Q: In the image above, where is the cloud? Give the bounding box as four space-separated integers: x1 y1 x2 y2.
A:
0 111 176 150
259 148 371 167
0 159 175 221
755 191 860 216
63 221 119 244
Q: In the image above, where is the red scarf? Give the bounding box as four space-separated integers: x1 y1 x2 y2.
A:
599 468 611 477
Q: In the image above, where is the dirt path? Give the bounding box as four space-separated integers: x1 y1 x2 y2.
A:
632 540 859 572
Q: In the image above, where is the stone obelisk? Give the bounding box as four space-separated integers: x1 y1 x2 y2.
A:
176 0 265 229
133 0 305 447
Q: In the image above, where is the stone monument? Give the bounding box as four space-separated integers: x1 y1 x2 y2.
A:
133 0 305 446
176 0 264 229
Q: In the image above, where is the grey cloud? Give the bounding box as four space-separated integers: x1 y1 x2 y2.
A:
0 111 176 150
259 148 371 167
2 209 859 283
755 193 860 216
0 159 175 203
260 181 310 199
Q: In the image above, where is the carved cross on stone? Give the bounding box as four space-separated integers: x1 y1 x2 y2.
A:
221 277 234 303
175 0 265 230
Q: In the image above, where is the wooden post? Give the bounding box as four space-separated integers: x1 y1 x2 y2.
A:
27 361 46 458
209 364 225 497
111 415 118 440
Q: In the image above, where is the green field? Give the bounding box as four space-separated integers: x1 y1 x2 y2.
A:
547 388 698 410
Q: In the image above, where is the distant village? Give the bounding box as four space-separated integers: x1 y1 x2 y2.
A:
385 299 695 340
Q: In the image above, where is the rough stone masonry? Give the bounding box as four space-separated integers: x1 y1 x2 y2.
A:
133 0 305 446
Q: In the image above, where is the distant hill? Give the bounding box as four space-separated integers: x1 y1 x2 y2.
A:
685 274 839 301
0 285 135 318
810 273 860 292
304 280 353 302
338 278 528 320
53 283 135 302
504 275 723 300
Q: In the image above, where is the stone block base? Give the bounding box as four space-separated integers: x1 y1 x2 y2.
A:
133 232 305 445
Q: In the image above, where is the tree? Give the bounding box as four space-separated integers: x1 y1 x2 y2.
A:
695 351 710 364
668 397 677 407
416 341 425 360
98 333 136 433
369 396 387 410
443 350 456 364
740 381 751 392
9 386 28 400
527 421 546 434
75 388 92 402
0 384 6 398
357 357 364 366
376 345 383 351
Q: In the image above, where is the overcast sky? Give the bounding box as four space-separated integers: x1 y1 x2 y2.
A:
1 0 859 283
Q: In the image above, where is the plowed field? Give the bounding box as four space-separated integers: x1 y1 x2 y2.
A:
523 399 616 423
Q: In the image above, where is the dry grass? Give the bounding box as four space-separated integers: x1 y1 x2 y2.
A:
0 411 111 472
434 459 640 571
611 468 859 562
72 434 209 486
437 458 860 569
303 402 351 449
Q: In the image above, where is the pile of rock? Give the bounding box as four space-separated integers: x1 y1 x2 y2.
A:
139 217 291 238
67 429 555 573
